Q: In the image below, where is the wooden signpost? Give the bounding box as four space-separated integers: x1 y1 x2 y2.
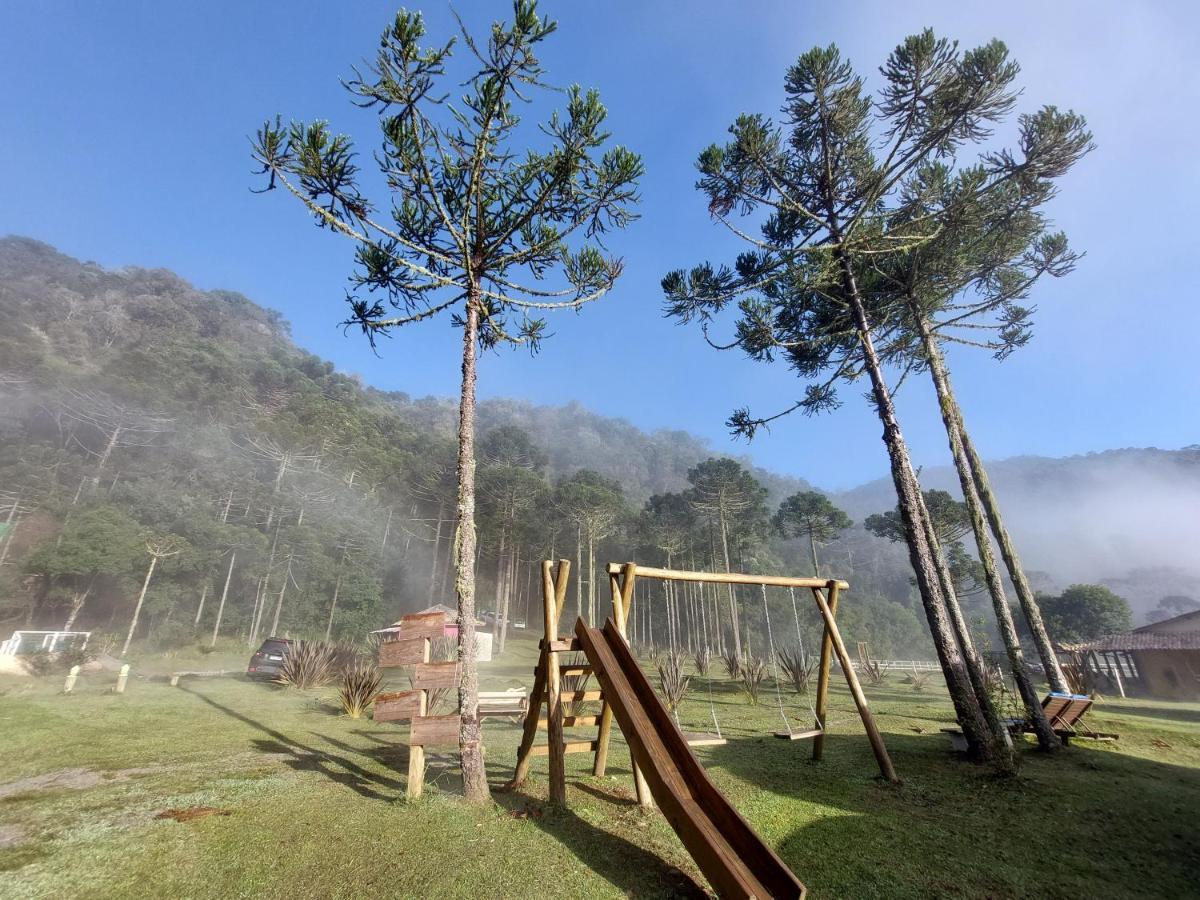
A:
374 610 460 800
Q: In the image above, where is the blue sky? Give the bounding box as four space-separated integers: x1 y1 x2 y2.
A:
2 1 1197 489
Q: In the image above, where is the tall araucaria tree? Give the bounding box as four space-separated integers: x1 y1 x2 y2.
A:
661 32 1041 767
873 125 1091 711
773 490 851 577
252 1 642 804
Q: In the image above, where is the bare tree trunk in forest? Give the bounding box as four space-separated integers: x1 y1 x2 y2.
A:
381 506 393 554
63 578 94 631
497 543 514 654
809 532 821 577
718 515 742 658
575 523 583 623
211 550 236 646
325 572 343 642
121 555 158 657
193 582 209 628
270 558 291 637
429 513 444 604
492 527 508 639
831 236 1001 763
454 291 488 804
917 318 1063 748
90 425 123 491
587 531 596 624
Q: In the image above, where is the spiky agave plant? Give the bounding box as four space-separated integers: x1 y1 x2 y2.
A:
657 652 692 724
276 640 337 689
721 649 742 681
693 646 711 677
339 660 383 718
777 647 815 695
739 655 767 705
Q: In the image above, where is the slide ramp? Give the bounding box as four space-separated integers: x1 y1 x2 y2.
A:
575 617 805 899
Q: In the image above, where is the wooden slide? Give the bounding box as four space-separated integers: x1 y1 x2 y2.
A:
575 617 806 899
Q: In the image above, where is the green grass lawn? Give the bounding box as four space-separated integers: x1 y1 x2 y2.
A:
2 630 1199 898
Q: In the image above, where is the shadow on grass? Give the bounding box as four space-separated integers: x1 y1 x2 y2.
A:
701 731 1200 897
178 685 404 802
1102 702 1200 725
491 787 705 897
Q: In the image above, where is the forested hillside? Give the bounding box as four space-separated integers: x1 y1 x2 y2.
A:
0 238 1193 658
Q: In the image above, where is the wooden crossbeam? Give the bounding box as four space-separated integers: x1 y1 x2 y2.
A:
530 740 599 757
538 715 599 728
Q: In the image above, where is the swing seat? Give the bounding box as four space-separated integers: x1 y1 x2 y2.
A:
775 728 823 741
684 732 728 747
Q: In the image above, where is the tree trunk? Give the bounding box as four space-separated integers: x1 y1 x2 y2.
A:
63 578 94 631
325 572 343 642
918 318 1061 749
808 531 821 577
211 550 236 647
958 409 1069 693
493 526 508 639
454 288 489 805
831 237 1000 763
575 523 583 623
429 512 444 603
193 581 210 628
270 559 290 637
587 531 596 624
497 543 514 654
718 514 742 658
121 555 159 656
90 425 122 490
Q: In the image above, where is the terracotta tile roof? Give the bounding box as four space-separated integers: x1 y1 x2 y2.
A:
1065 631 1200 652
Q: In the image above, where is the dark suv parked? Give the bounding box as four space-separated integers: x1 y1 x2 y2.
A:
247 637 293 679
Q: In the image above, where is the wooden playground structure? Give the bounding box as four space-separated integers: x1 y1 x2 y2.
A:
510 560 898 804
504 559 898 899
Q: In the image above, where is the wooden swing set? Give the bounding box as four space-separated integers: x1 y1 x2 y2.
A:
509 560 898 810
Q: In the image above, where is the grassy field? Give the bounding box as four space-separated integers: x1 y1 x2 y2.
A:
2 631 1199 899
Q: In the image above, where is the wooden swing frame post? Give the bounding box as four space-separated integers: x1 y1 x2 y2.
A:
603 563 899 785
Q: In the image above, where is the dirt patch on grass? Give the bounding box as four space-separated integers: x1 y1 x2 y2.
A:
0 824 27 848
0 766 165 800
154 806 231 822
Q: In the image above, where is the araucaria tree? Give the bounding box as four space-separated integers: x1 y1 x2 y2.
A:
661 32 1081 766
252 1 642 803
773 490 851 576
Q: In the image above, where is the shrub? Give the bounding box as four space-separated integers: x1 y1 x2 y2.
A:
861 657 887 687
693 646 711 678
339 661 383 718
777 647 814 695
275 640 336 689
24 649 54 676
739 656 766 705
58 644 96 672
902 667 932 692
721 650 741 681
657 652 691 723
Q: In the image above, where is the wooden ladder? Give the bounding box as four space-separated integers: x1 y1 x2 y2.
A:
508 560 653 808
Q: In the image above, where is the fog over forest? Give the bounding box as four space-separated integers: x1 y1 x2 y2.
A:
0 237 1195 656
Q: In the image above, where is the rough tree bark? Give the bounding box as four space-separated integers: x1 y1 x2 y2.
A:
831 232 1000 761
121 556 159 657
917 319 1061 750
455 288 489 805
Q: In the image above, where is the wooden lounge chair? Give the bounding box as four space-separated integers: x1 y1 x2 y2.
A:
1006 692 1119 745
943 692 1118 750
478 688 528 719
